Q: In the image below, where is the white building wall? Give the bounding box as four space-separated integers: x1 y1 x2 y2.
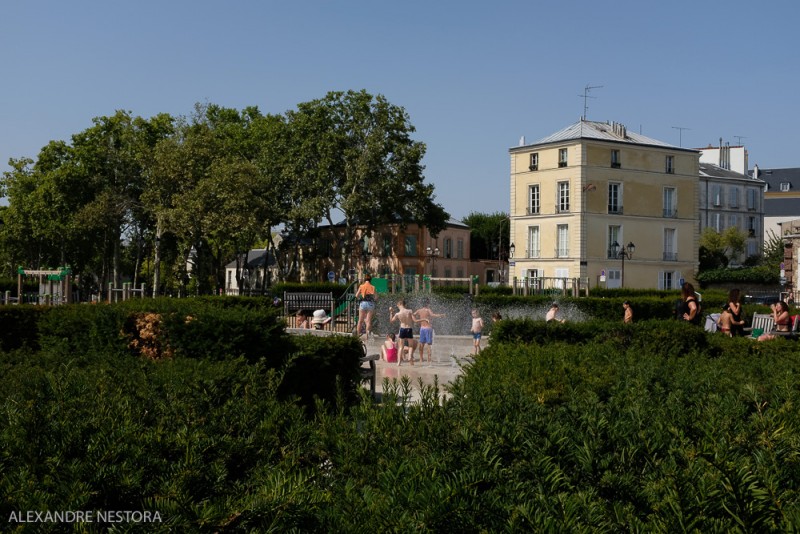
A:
699 145 748 175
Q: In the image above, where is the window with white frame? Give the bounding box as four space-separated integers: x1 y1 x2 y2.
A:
666 155 675 174
557 181 570 212
607 225 621 259
664 228 676 261
527 226 540 258
712 185 723 206
658 271 680 290
556 225 569 257
529 153 538 171
528 268 543 279
554 268 569 289
558 148 568 167
711 213 722 231
528 268 543 289
663 187 676 217
528 184 540 215
608 182 622 213
781 182 791 192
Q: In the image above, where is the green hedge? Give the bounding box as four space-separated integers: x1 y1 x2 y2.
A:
24 299 361 410
4 299 800 530
697 265 780 286
0 306 47 351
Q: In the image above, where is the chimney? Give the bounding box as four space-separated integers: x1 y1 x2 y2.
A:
753 164 759 180
519 135 526 146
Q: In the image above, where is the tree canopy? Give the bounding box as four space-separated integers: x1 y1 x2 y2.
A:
0 91 448 295
462 211 510 260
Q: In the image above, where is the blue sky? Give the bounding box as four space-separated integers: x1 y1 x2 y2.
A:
1 0 798 219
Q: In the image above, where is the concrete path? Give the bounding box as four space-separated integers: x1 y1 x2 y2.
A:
287 329 487 402
363 334 482 401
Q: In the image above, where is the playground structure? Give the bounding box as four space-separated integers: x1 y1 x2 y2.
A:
4 267 74 305
107 282 147 303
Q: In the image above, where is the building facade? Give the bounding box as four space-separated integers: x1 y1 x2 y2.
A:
697 142 765 260
698 162 765 261
751 167 800 243
509 119 700 290
315 219 473 284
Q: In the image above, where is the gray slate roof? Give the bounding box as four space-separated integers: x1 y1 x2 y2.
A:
519 119 691 151
699 162 763 182
224 249 275 270
750 167 800 192
765 198 800 217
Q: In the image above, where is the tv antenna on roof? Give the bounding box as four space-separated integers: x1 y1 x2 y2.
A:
671 126 690 147
733 135 747 145
579 84 603 120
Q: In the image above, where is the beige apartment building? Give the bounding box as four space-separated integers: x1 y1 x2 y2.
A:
509 119 700 290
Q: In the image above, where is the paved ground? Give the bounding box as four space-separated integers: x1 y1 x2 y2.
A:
362 334 482 401
287 329 486 402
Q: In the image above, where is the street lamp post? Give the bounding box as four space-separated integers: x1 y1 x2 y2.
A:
425 246 440 276
611 241 635 288
497 242 516 285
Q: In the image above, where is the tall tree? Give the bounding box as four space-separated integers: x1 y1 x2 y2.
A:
463 211 510 260
286 90 448 272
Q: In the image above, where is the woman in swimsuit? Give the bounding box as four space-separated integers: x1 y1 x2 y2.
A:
758 301 791 341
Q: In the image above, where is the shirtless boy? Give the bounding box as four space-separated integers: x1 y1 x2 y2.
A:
413 299 446 365
471 308 484 355
390 299 416 365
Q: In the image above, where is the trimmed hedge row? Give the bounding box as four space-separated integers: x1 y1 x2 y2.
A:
1 298 366 411
3 301 800 530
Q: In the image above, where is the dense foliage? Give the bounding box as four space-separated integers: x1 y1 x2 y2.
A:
0 91 448 296
3 299 800 531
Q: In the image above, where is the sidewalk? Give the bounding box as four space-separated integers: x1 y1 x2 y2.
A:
362 334 481 401
287 329 486 402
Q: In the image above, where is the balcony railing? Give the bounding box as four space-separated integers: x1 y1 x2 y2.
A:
526 206 540 215
663 252 678 261
608 205 623 215
555 206 570 214
663 208 677 218
555 248 569 258
526 249 540 259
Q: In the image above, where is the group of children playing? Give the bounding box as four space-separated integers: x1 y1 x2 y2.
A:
380 299 485 365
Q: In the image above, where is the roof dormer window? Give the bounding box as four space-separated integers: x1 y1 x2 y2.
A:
780 182 791 192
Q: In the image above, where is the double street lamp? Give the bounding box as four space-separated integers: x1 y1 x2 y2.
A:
611 241 635 288
496 242 515 284
425 246 440 276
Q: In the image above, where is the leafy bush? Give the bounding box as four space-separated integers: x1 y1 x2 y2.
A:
697 265 780 286
0 305 47 351
4 298 800 531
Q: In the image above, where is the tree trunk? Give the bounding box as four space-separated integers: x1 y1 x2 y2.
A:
152 220 162 298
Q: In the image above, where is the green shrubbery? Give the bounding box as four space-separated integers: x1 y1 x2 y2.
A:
697 265 780 286
3 297 800 530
